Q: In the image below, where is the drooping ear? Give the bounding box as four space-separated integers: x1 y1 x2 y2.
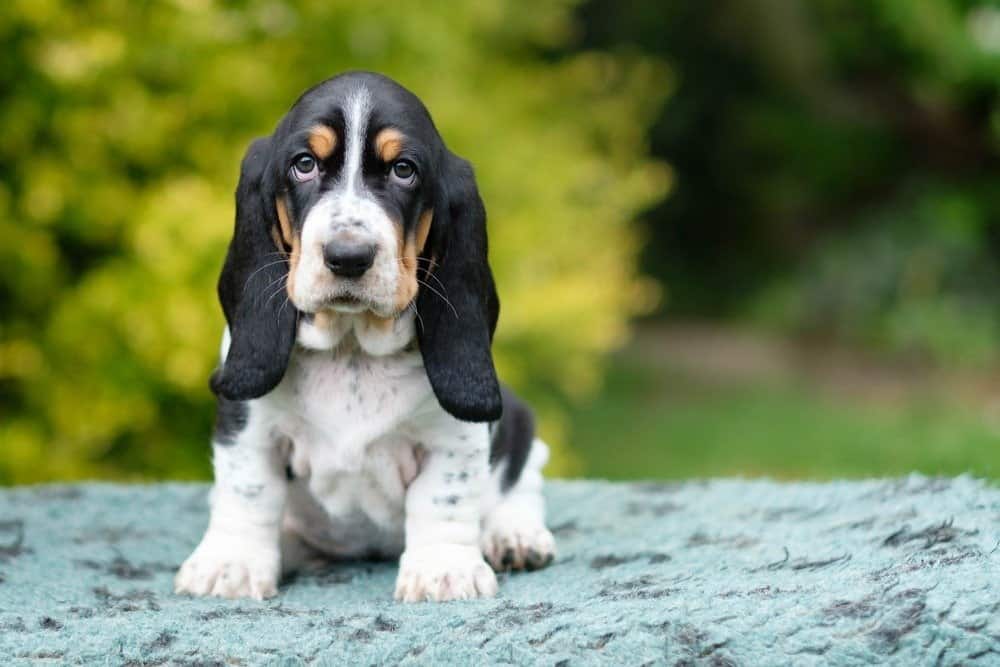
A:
416 153 502 422
210 136 298 400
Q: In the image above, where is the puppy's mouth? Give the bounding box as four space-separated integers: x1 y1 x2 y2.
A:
325 293 397 318
294 283 398 318
329 295 367 314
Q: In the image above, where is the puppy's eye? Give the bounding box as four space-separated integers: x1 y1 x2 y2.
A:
390 160 417 186
291 154 318 182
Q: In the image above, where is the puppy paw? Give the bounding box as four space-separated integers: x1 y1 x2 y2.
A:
394 544 498 602
481 515 556 572
174 532 280 600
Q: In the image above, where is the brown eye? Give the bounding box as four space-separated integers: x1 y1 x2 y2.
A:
291 154 317 182
390 160 417 186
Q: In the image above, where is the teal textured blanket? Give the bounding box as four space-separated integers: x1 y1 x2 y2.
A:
1 476 998 665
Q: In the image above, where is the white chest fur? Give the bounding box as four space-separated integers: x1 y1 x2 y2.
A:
272 341 432 475
252 308 436 556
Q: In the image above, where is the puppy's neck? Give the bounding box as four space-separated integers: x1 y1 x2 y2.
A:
296 308 416 357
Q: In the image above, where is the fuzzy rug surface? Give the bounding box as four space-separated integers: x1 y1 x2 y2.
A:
0 476 998 665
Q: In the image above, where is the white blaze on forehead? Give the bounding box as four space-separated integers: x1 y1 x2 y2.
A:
342 86 372 195
289 83 403 316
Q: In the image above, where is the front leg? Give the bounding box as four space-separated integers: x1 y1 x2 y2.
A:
175 409 287 600
395 417 497 602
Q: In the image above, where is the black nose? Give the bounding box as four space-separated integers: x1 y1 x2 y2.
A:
323 241 375 278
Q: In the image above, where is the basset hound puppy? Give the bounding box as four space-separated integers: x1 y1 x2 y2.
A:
174 71 555 602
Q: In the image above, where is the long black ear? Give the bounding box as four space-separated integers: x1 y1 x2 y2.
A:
210 136 297 400
417 154 502 422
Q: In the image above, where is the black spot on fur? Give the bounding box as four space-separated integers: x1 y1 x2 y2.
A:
489 386 534 491
213 396 248 446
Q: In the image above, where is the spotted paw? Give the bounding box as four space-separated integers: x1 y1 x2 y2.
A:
394 544 498 602
174 532 280 601
481 515 556 572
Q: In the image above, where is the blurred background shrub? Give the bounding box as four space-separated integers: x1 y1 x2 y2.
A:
3 0 1000 483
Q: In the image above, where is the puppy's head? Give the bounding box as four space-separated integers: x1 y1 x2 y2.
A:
211 71 502 422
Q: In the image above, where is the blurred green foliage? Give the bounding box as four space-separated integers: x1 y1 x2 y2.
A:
753 183 1000 365
583 0 1000 365
0 0 669 483
570 347 1000 481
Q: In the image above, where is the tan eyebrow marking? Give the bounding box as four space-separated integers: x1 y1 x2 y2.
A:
308 125 336 159
374 128 406 162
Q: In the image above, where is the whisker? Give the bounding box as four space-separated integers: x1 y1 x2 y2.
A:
400 255 457 318
259 270 291 298
242 258 290 294
277 294 292 323
416 278 459 319
397 258 448 294
264 274 289 307
416 265 448 294
408 301 425 333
